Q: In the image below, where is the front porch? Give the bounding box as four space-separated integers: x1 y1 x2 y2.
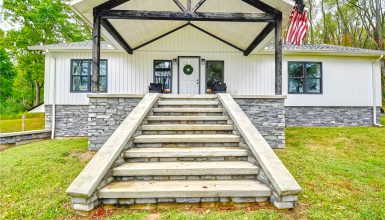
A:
78 0 291 96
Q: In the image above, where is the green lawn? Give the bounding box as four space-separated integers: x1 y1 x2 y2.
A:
0 122 384 219
0 113 45 133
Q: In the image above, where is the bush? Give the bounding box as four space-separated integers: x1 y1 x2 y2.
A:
0 98 27 115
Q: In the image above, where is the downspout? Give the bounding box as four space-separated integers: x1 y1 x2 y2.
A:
50 52 57 138
372 55 383 127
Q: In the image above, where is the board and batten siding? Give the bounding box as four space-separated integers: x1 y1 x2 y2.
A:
44 26 382 107
283 55 382 107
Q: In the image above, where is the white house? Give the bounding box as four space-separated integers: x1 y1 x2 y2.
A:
30 39 384 140
28 0 384 212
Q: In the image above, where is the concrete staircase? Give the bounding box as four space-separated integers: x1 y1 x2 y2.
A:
98 95 272 205
67 93 301 212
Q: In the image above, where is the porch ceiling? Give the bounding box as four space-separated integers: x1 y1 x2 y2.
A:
71 0 293 54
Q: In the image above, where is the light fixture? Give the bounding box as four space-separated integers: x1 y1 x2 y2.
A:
201 58 206 65
173 58 178 64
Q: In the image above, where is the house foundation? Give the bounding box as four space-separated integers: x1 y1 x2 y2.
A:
45 105 88 137
286 106 381 127
45 96 381 150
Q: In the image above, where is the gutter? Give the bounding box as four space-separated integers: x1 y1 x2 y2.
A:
372 55 384 127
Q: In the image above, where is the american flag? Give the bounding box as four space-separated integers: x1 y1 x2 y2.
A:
285 0 308 46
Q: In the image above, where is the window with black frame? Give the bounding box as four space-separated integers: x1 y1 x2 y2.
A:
71 59 107 92
153 60 172 92
288 62 322 94
206 61 224 92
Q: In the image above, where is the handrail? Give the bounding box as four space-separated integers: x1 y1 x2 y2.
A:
218 93 301 196
66 93 159 197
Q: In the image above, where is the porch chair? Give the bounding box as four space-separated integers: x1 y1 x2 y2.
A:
149 83 163 93
213 82 227 93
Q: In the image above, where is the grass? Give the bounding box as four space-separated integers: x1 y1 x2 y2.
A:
278 126 385 219
0 113 45 133
0 123 385 219
0 139 89 219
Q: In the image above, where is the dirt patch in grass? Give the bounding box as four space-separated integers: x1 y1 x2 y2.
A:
68 150 95 163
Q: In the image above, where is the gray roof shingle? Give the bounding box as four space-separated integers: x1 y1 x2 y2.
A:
265 43 385 55
29 40 385 56
28 40 114 50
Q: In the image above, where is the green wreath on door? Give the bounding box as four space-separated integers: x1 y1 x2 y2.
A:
183 64 194 75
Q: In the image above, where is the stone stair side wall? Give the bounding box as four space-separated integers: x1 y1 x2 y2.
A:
70 129 141 212
88 97 142 151
234 98 285 148
68 94 159 212
219 95 301 209
220 105 291 208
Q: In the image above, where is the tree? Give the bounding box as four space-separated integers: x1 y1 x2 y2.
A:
1 0 90 109
306 0 316 44
308 0 385 105
0 48 16 105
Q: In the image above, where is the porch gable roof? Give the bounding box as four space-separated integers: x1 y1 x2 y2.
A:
70 0 293 55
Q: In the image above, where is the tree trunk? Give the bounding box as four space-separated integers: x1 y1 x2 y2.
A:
35 80 40 106
374 0 383 50
307 0 314 44
321 0 328 43
374 0 384 108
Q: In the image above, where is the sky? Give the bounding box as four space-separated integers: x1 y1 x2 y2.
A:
0 0 20 31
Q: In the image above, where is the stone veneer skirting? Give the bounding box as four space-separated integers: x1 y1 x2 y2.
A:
88 97 142 150
45 105 88 137
234 98 286 149
286 106 381 127
45 96 380 150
